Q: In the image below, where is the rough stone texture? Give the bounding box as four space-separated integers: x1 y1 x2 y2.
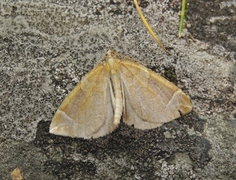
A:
0 0 235 179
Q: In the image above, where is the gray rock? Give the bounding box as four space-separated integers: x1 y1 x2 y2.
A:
0 0 235 179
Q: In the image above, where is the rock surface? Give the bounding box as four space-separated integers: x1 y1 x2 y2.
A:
0 0 235 179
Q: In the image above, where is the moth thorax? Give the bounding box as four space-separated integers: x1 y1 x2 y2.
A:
106 58 120 75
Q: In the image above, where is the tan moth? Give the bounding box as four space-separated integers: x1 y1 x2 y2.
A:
50 50 192 139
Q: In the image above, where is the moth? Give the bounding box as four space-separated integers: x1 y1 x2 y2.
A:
50 50 192 139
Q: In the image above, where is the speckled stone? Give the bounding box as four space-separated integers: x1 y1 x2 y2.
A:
0 0 235 179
